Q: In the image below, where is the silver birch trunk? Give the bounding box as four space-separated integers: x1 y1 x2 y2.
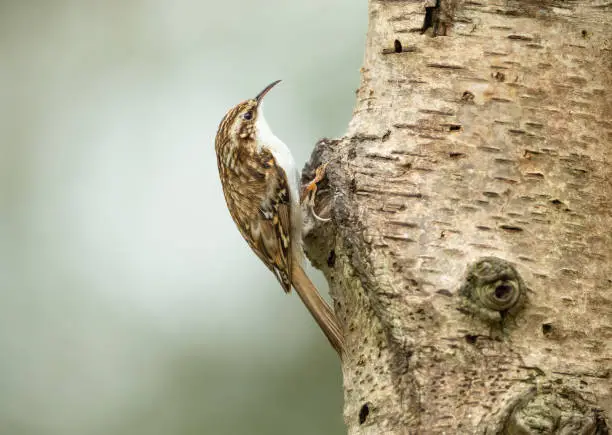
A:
302 0 611 433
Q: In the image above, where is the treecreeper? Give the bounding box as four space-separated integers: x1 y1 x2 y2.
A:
214 80 343 356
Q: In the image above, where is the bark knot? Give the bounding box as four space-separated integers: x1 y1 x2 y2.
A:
488 385 610 435
459 257 527 325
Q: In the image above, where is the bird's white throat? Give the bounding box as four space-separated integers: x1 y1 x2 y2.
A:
255 107 300 204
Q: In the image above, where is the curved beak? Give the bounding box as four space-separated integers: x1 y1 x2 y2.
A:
255 80 281 103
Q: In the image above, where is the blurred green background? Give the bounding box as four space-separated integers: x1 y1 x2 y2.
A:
0 1 366 434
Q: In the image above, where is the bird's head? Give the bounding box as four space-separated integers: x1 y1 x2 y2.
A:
216 80 281 145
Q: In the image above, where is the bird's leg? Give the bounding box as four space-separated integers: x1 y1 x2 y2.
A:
300 162 327 202
301 163 331 222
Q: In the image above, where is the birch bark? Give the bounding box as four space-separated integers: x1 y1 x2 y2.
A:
302 0 611 433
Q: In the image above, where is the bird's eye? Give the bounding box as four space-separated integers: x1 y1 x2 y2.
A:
243 111 253 120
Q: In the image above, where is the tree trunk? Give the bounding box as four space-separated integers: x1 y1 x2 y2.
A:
301 0 611 433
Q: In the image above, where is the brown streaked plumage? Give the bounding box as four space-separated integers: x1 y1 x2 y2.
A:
214 81 343 355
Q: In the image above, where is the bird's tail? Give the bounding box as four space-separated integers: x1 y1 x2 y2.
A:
292 264 344 356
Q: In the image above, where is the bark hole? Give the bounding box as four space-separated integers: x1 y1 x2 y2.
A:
495 284 513 300
462 90 475 102
327 250 336 267
492 71 506 82
394 39 402 53
383 40 417 54
359 403 370 425
422 0 440 35
594 412 609 434
465 334 478 344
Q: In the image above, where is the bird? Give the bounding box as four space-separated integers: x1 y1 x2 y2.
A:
214 80 343 356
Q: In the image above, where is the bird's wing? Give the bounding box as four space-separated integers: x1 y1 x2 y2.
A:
224 147 293 292
254 153 293 293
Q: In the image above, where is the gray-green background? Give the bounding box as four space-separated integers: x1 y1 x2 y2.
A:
0 1 366 434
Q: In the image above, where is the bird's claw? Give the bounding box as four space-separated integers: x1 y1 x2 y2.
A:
301 163 331 222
